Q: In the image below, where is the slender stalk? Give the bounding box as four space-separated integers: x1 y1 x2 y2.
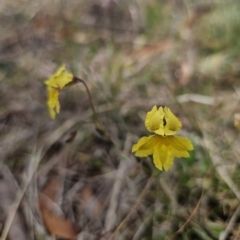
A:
71 76 113 143
73 76 98 122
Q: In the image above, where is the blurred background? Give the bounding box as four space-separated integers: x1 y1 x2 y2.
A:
1 0 240 239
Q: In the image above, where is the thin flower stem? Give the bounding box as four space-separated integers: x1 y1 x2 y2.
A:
71 76 114 143
72 76 98 122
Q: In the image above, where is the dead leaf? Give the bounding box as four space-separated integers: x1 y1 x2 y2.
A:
41 209 79 239
129 41 173 61
179 61 194 85
81 187 103 217
39 177 79 239
40 177 59 203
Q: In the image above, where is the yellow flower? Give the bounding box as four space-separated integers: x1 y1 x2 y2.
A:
132 106 193 171
45 64 73 119
145 106 182 136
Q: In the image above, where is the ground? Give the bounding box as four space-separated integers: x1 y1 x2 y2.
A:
0 0 240 239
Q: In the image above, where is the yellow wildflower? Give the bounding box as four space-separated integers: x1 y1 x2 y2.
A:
145 105 182 136
45 64 73 119
132 106 193 171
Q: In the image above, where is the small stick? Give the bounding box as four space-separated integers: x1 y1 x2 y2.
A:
108 176 154 240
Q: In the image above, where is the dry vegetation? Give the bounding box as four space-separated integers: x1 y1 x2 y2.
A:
1 0 240 239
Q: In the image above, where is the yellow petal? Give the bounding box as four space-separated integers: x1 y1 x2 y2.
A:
166 136 193 158
152 135 193 171
45 64 73 90
163 107 182 136
153 145 164 170
154 127 165 136
168 136 193 151
153 142 167 171
132 135 158 157
153 144 174 171
55 64 67 76
145 106 164 133
144 106 182 136
163 153 175 171
47 87 60 119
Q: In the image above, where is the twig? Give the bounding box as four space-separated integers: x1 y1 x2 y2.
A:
219 205 240 240
177 93 215 105
108 176 154 240
166 190 204 240
233 226 240 240
132 214 153 240
0 150 42 240
159 178 178 215
104 134 132 231
203 136 240 201
200 132 240 240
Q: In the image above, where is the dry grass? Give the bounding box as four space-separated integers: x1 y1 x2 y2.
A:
0 0 240 239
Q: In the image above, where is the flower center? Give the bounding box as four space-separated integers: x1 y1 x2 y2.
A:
163 117 167 127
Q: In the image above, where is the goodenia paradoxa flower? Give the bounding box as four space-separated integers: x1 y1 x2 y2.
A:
45 64 73 119
145 105 182 136
132 106 193 171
